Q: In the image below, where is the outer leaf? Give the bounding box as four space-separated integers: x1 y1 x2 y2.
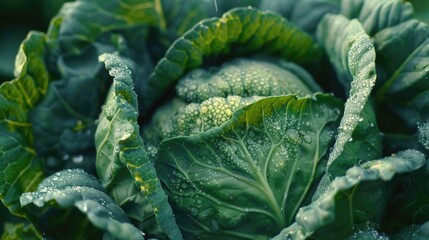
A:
346 224 389 240
1 222 41 240
274 150 426 240
0 31 49 138
124 0 261 71
393 221 429 240
48 0 161 54
381 158 429 229
259 0 340 36
29 0 165 171
0 32 47 216
20 169 143 240
340 0 413 36
374 20 429 132
157 94 342 239
143 7 322 110
96 53 182 239
317 14 377 171
326 100 382 177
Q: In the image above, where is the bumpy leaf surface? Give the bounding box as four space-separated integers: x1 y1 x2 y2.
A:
20 169 143 240
96 53 182 239
317 14 377 171
340 0 413 36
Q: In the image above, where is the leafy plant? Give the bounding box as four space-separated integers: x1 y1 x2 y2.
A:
1 0 429 239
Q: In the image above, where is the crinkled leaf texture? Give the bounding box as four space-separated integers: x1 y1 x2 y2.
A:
0 32 47 215
144 7 322 110
157 93 342 239
340 0 413 36
317 14 377 174
96 53 182 239
274 149 426 240
20 169 143 240
259 0 340 36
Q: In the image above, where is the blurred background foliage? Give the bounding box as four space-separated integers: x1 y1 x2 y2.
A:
0 0 70 83
0 0 428 83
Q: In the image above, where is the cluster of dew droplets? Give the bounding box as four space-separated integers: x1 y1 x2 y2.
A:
328 21 376 165
294 166 370 237
176 58 313 103
417 120 429 150
176 96 261 135
19 168 130 232
99 53 133 86
20 169 100 208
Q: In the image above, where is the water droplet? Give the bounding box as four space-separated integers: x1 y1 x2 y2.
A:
303 135 312 144
181 182 189 189
72 155 84 164
211 220 220 230
286 129 300 143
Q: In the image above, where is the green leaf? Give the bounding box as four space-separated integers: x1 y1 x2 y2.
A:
0 126 44 216
48 0 162 54
326 100 382 177
0 31 49 138
382 158 429 227
0 32 47 216
1 222 41 240
20 169 143 240
144 7 322 110
317 14 377 171
393 221 429 240
340 0 413 36
260 0 340 36
375 19 429 102
28 0 167 171
157 94 342 239
346 223 389 240
96 53 182 239
374 20 429 133
274 149 426 240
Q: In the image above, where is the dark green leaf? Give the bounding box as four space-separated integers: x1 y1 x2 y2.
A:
260 0 340 36
374 20 429 134
48 0 161 54
274 150 426 240
1 222 41 240
29 0 167 171
393 221 429 240
157 94 342 239
20 169 143 240
0 32 47 216
144 7 322 110
382 159 429 228
340 0 413 36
